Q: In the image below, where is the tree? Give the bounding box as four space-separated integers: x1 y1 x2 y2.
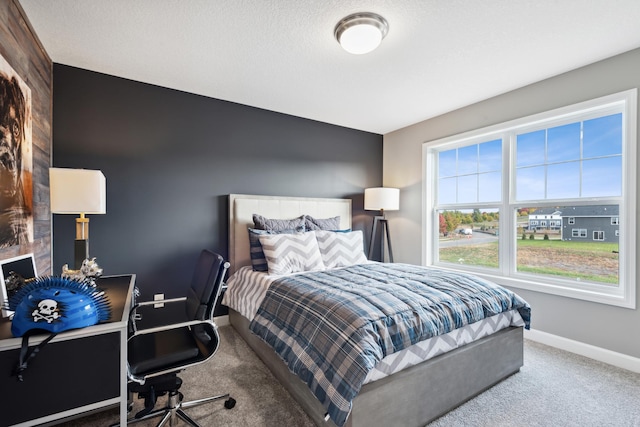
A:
439 213 447 235
442 211 461 234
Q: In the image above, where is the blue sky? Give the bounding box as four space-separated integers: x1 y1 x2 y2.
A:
438 113 622 204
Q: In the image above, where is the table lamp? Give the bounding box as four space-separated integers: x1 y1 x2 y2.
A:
49 168 106 269
364 187 399 262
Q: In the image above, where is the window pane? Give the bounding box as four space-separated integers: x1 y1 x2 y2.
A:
547 161 579 199
479 172 501 202
516 166 545 200
438 208 499 270
583 113 622 158
438 177 456 204
517 205 619 285
478 139 502 172
517 130 545 167
457 175 477 203
582 157 622 197
457 145 478 175
547 122 580 163
439 150 457 178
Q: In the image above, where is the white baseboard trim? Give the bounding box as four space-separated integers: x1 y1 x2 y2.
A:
525 328 640 373
214 314 230 326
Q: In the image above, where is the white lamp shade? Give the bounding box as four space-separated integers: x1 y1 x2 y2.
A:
364 187 399 211
50 168 106 214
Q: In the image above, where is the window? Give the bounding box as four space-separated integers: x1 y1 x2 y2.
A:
572 229 587 238
424 90 636 308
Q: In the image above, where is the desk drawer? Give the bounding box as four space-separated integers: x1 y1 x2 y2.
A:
1 331 120 426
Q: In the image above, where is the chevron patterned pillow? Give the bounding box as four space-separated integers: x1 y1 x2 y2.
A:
259 232 326 275
314 230 368 268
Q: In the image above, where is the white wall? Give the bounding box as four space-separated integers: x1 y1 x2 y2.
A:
383 47 640 359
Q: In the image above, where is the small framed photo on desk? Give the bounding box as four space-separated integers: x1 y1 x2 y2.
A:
0 253 37 317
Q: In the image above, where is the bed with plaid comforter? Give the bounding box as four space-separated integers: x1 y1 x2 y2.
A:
249 262 531 427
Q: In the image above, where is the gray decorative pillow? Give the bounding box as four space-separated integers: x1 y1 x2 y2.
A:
304 215 341 231
253 214 306 231
314 230 368 268
258 232 326 275
248 228 302 271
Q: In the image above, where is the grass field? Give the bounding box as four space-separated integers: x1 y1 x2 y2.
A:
439 239 619 284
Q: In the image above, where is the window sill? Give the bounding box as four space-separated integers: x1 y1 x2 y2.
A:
432 262 635 309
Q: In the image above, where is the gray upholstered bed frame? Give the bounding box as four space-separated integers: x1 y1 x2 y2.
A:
227 194 524 427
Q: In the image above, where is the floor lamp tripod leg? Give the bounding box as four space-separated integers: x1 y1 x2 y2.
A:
384 220 393 263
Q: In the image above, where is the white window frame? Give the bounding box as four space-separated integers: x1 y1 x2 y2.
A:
593 231 605 241
423 89 636 308
572 229 587 238
568 217 575 224
611 217 619 225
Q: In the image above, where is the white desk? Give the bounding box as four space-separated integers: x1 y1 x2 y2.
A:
0 274 135 427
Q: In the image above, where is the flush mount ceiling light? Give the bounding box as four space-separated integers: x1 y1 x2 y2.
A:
334 12 389 55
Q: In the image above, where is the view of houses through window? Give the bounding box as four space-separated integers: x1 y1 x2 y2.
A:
438 205 619 285
425 89 636 307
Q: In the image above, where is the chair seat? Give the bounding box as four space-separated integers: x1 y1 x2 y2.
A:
128 327 200 376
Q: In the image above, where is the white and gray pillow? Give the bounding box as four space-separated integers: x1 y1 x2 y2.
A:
314 230 368 268
258 232 326 275
248 228 303 272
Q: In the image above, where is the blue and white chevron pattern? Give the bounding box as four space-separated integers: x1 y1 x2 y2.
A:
259 231 326 275
314 230 368 268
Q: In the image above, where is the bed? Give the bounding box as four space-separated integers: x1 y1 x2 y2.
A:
223 194 529 427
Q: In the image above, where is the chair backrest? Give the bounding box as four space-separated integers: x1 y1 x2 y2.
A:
185 250 229 321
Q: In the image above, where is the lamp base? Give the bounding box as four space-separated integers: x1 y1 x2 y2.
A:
368 216 394 263
74 239 89 270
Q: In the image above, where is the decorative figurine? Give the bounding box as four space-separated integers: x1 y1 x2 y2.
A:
61 257 103 286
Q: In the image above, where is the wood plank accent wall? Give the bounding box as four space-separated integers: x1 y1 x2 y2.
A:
0 0 52 274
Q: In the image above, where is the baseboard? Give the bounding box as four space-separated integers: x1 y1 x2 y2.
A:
524 328 640 373
214 314 230 326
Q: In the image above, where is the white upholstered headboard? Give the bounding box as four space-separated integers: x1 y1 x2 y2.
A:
228 194 352 274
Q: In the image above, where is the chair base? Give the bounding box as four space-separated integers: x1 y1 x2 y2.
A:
112 389 236 427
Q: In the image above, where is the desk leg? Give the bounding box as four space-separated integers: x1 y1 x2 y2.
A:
120 329 128 425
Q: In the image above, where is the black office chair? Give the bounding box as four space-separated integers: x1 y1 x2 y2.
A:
120 250 235 427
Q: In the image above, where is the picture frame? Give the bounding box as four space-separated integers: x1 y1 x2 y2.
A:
0 253 37 317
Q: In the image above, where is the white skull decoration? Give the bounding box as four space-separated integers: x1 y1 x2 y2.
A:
32 299 60 323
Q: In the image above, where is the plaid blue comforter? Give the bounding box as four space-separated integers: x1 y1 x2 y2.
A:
249 263 531 427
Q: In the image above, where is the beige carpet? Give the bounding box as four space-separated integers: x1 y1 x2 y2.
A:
61 324 314 427
56 325 640 427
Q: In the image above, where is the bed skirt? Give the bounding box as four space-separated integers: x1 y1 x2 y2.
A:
229 309 524 427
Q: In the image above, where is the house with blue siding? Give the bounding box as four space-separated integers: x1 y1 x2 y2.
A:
561 205 619 243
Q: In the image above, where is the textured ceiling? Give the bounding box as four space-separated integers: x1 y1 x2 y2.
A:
18 0 640 134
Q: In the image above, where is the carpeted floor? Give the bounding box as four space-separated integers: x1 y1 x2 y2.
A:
59 325 640 427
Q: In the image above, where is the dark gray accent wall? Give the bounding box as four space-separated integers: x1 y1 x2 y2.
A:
52 64 382 301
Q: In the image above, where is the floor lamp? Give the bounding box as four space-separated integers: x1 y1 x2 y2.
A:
365 187 399 263
50 168 106 270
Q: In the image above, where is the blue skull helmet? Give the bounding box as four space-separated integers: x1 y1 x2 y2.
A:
10 276 111 337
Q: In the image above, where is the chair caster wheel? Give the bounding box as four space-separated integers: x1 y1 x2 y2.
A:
224 398 236 409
